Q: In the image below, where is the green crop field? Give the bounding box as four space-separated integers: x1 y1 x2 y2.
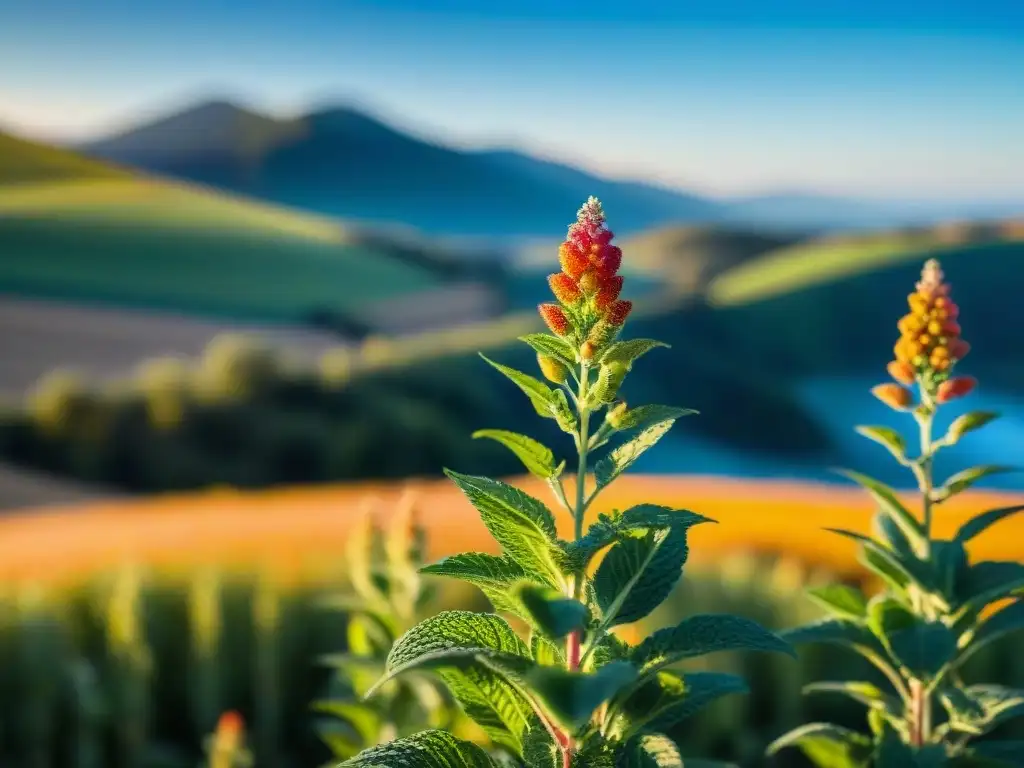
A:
0 135 462 322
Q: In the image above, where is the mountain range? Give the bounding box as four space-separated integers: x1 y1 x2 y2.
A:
78 99 1023 239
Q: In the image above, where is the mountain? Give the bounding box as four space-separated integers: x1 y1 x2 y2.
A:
78 100 724 238
77 99 1024 237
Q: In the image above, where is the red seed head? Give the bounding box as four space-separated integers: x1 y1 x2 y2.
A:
936 375 977 403
871 383 914 411
548 273 582 305
886 360 916 386
538 303 571 336
604 299 632 327
593 245 623 278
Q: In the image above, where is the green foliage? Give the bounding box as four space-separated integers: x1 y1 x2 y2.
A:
773 277 1024 767
340 200 792 767
316 500 466 761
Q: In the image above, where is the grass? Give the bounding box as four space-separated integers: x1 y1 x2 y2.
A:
0 132 133 183
1 475 1021 588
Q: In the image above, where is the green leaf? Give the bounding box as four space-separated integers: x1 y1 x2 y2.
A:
872 509 916 559
836 470 925 555
804 681 901 716
630 614 793 678
932 539 970 602
593 525 691 627
956 506 1024 544
783 619 885 652
609 405 698 433
480 354 563 420
944 411 1000 445
599 339 669 369
515 583 588 641
938 465 1018 500
874 728 947 768
957 561 1024 613
595 419 677 491
886 620 957 679
855 425 907 459
959 601 1024 664
445 472 566 588
569 505 714 570
807 584 870 621
961 686 1024 733
527 661 638 732
616 733 685 767
616 671 747 735
964 741 1024 766
828 527 929 590
377 611 533 753
530 631 565 667
941 684 988 732
472 430 558 480
338 730 498 767
421 553 528 615
518 333 577 367
766 723 872 767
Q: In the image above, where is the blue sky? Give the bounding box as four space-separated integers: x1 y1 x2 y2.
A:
3 0 1024 200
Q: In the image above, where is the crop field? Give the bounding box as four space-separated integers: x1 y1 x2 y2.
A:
2 475 1021 588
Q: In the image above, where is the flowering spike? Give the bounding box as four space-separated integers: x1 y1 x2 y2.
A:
936 375 976 403
538 303 571 336
548 273 582 305
558 243 589 280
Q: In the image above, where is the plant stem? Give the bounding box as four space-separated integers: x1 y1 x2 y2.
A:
572 362 591 605
910 394 937 747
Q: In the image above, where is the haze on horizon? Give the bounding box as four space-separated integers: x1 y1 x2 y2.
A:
3 0 1024 203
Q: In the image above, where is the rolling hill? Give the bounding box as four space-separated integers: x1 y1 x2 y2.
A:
0 130 503 326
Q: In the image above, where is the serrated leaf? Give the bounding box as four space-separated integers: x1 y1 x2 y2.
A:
957 561 1024 613
945 411 1000 445
378 611 533 753
594 525 691 626
630 614 793 678
569 505 714 570
855 425 907 459
518 333 577 367
781 619 896 678
804 681 901 715
959 601 1024 664
481 354 563 420
515 583 588 641
421 553 528 615
527 661 638 732
956 506 1024 544
964 741 1024 766
338 729 499 767
938 465 1018 500
599 339 669 369
836 470 925 555
445 471 566 588
807 584 870 621
521 716 561 768
616 733 684 767
766 723 872 766
472 429 558 480
595 419 677 490
616 671 747 736
610 405 698 433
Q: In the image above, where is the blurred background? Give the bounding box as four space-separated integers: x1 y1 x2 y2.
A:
1 1 1023 766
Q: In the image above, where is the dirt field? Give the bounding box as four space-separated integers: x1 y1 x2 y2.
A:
1 473 1020 588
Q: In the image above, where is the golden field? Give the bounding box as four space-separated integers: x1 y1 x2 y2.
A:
2 474 1021 588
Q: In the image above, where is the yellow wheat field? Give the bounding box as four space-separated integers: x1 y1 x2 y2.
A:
1 475 1020 588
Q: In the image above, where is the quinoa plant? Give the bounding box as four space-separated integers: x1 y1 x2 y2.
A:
770 259 1024 766
317 496 464 760
337 198 793 768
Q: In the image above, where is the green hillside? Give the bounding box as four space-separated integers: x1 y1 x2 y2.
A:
0 133 478 322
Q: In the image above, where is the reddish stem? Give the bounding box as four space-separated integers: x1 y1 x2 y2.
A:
566 630 581 671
